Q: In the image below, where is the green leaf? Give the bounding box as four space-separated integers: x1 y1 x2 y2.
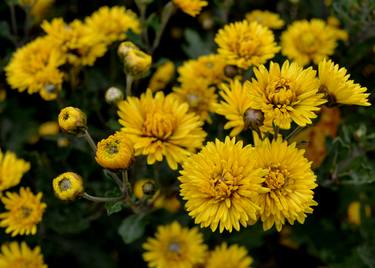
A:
358 243 375 268
105 201 123 216
0 21 12 41
182 28 212 58
118 214 146 244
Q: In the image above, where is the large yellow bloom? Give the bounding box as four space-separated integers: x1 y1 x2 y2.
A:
281 19 338 66
215 20 279 69
149 61 175 92
177 54 227 86
179 137 268 232
0 149 30 192
205 243 253 268
5 36 65 101
0 242 47 268
251 137 318 231
248 61 326 130
118 91 206 170
0 187 47 236
173 0 208 17
318 59 370 106
143 221 207 268
85 6 141 44
172 81 217 122
42 18 107 66
245 10 285 29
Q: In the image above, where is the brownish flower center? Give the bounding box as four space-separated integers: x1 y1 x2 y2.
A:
143 111 176 140
211 169 240 202
267 78 296 107
59 178 72 191
20 206 33 218
264 164 289 190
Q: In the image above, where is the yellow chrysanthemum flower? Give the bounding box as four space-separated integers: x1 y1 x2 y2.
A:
215 20 280 69
173 0 208 17
347 201 371 225
149 61 175 92
96 132 134 170
177 54 227 86
205 243 253 268
52 172 84 201
38 121 59 136
118 91 206 170
0 149 30 192
281 19 338 66
251 137 318 231
172 81 217 122
326 16 348 41
318 59 370 106
245 10 285 29
179 137 268 232
0 187 46 236
143 221 207 268
0 242 47 268
5 36 65 101
248 61 326 130
85 6 141 45
42 18 107 66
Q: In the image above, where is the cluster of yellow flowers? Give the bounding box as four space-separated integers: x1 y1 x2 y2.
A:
5 6 141 101
0 149 47 266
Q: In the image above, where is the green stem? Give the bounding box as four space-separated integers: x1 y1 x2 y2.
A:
272 124 279 141
135 0 150 50
104 169 124 192
122 169 132 197
125 74 133 98
286 126 304 141
83 129 97 153
82 192 124 203
9 4 18 45
151 2 175 53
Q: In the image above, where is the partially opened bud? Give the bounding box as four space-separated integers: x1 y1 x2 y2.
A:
224 65 239 78
134 179 157 199
58 107 87 135
105 87 124 104
118 41 152 78
243 108 264 131
53 172 84 201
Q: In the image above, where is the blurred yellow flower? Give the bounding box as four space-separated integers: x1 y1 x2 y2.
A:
177 54 226 86
0 149 30 192
96 132 134 170
118 91 206 170
252 137 318 231
215 20 279 69
0 88 6 102
5 37 65 101
52 172 84 201
173 0 208 17
0 242 47 268
347 201 371 225
143 221 207 268
85 6 141 45
172 80 217 122
205 243 253 268
134 179 156 199
0 187 46 236
249 61 326 130
179 137 268 232
30 0 54 23
327 16 348 41
281 19 338 66
318 59 370 106
149 61 175 92
153 194 181 213
58 106 87 135
38 121 59 136
121 46 152 78
245 10 285 29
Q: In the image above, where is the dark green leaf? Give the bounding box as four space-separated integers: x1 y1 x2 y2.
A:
118 214 146 244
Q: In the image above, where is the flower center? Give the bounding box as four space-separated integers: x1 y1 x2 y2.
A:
21 206 33 218
143 111 176 140
264 164 289 190
267 78 296 107
59 178 72 191
211 168 240 203
105 142 119 155
238 35 261 58
186 93 201 108
168 241 181 253
319 85 336 106
299 32 318 54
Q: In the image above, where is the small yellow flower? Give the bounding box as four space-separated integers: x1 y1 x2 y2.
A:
134 179 156 199
252 137 318 231
105 86 124 104
30 0 54 23
118 91 206 170
179 137 269 232
215 20 280 69
0 187 46 236
173 0 208 17
249 61 326 130
347 201 372 225
0 242 47 268
143 221 207 268
52 172 84 201
95 132 134 170
153 194 181 213
318 59 370 106
58 107 87 135
0 88 6 102
85 6 141 45
0 149 30 192
281 19 338 66
245 10 285 29
205 243 253 268
172 80 217 122
148 61 175 92
38 121 59 136
118 42 152 78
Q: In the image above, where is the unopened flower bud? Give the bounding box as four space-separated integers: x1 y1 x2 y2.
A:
244 108 264 131
118 42 152 78
53 172 84 201
58 107 87 135
224 65 239 78
117 41 138 61
142 181 156 196
105 87 124 104
134 179 157 199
